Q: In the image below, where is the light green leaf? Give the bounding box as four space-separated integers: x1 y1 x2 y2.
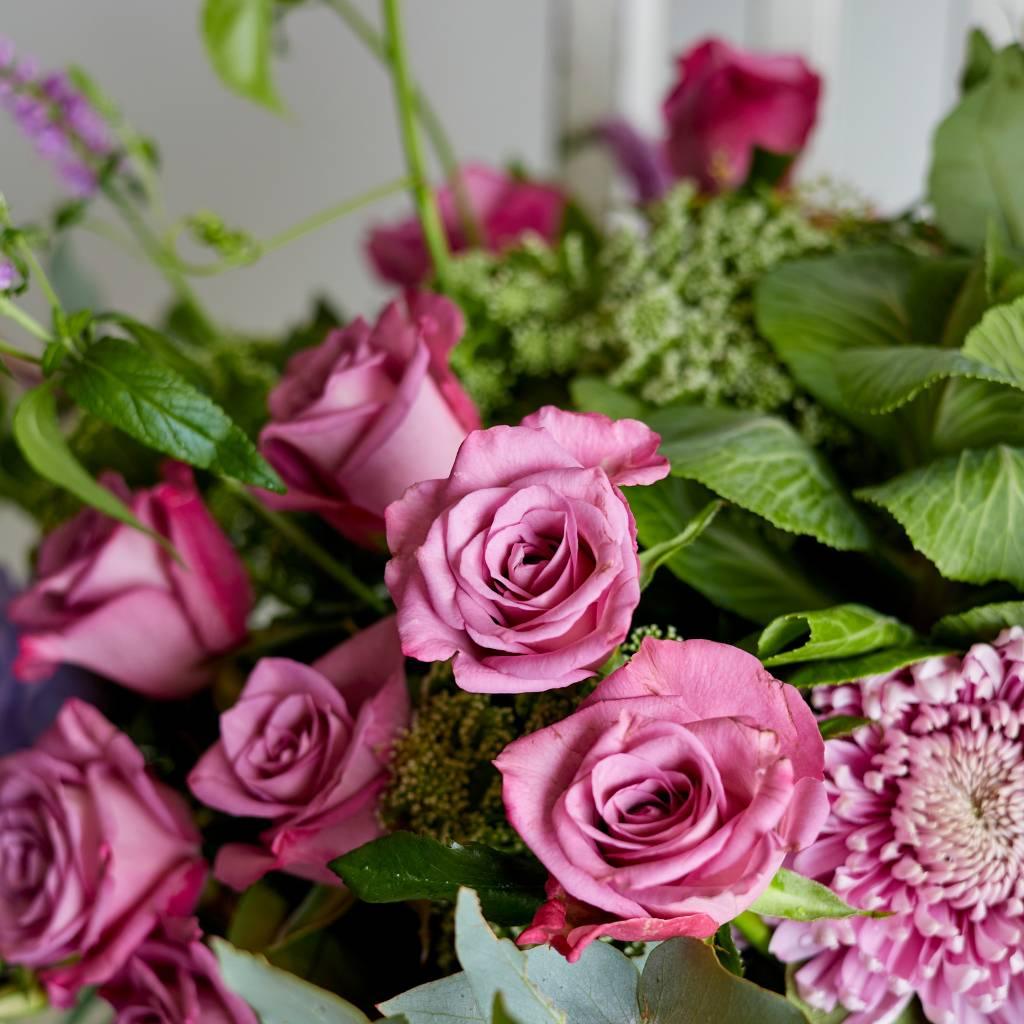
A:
62 336 283 491
569 377 646 420
202 0 282 110
647 404 869 550
380 974 484 1024
962 294 1024 380
757 604 916 667
928 376 1024 453
493 993 528 1024
749 868 886 922
454 889 566 1024
929 44 1024 251
819 715 872 740
932 600 1024 643
637 937 805 1024
13 383 154 538
638 500 723 590
213 939 371 1023
785 644 953 688
627 477 836 624
0 977 47 1020
857 445 1024 589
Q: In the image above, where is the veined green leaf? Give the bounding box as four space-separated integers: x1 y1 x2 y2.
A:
932 600 1024 643
962 293 1024 380
638 499 723 590
785 645 953 688
749 869 888 921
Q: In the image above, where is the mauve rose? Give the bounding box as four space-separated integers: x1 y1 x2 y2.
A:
0 699 205 1006
495 637 829 959
259 293 480 548
99 918 256 1024
384 406 669 693
367 164 565 287
9 463 251 699
188 616 409 889
663 37 821 192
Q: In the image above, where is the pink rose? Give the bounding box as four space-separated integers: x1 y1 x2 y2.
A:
662 37 821 192
367 164 565 287
188 616 409 889
9 463 251 699
259 293 480 548
495 638 829 960
0 699 205 1006
384 406 669 693
99 918 256 1024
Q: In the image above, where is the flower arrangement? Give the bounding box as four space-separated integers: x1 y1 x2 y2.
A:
0 5 1022 1022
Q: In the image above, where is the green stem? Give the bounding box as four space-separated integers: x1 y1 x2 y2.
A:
732 912 772 955
324 0 482 245
16 238 62 314
0 337 42 364
226 481 388 614
381 0 451 287
0 297 52 342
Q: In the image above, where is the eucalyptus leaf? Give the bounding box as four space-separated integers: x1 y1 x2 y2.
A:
785 645 953 688
637 937 805 1024
932 600 1024 643
638 500 723 590
379 973 483 1024
749 869 887 921
647 404 869 550
62 336 283 491
525 944 640 1024
213 939 371 1023
330 833 547 926
857 445 1024 589
202 0 282 110
757 604 916 667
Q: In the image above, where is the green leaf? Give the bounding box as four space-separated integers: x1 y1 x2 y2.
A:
647 405 869 550
228 882 290 952
380 974 483 1024
819 715 872 740
712 924 744 978
628 477 836 624
13 383 154 538
929 45 1024 251
962 294 1024 380
637 937 805 1024
213 939 371 1023
493 994 528 1024
202 0 282 110
857 445 1024 589
454 889 566 1024
525 944 640 1024
62 336 283 491
0 977 47 1020
330 833 547 926
757 604 916 667
985 222 1024 304
932 600 1024 643
785 964 849 1024
569 376 646 420
785 644 953 688
743 147 794 190
962 28 996 92
749 868 887 922
638 500 723 590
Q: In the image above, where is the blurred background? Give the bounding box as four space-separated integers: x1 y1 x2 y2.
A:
1 0 1023 569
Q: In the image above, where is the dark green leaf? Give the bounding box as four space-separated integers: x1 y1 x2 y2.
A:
228 882 290 952
330 833 547 926
638 500 723 590
819 715 872 740
628 477 835 624
202 0 282 110
757 604 917 667
857 446 1024 589
962 28 996 92
647 404 869 550
62 336 283 490
932 600 1024 643
785 645 954 688
743 147 794 190
637 937 805 1024
712 925 744 978
749 868 887 921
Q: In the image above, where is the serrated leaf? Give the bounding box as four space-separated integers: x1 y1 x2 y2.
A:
647 405 869 550
637 936 805 1023
932 600 1024 643
202 0 282 110
214 939 371 1023
757 604 916 667
330 833 547 926
785 644 953 688
13 383 154 538
628 477 835 624
62 336 283 490
749 868 887 921
638 499 723 590
858 445 1024 589
962 294 1024 380
819 715 872 740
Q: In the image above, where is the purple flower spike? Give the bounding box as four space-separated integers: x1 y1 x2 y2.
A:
0 260 18 291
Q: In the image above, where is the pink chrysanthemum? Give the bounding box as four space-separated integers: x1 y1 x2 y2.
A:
771 627 1024 1024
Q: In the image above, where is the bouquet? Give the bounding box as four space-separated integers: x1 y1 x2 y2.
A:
0 6 1022 1022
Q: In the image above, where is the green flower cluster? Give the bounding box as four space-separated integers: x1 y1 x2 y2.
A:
447 184 841 439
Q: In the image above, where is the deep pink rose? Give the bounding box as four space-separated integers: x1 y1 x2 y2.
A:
9 463 251 699
0 700 205 1006
188 616 409 889
495 638 829 959
259 293 480 547
662 37 821 192
367 164 565 287
99 918 256 1024
385 406 669 693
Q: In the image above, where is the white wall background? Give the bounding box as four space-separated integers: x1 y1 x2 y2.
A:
2 0 1024 574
